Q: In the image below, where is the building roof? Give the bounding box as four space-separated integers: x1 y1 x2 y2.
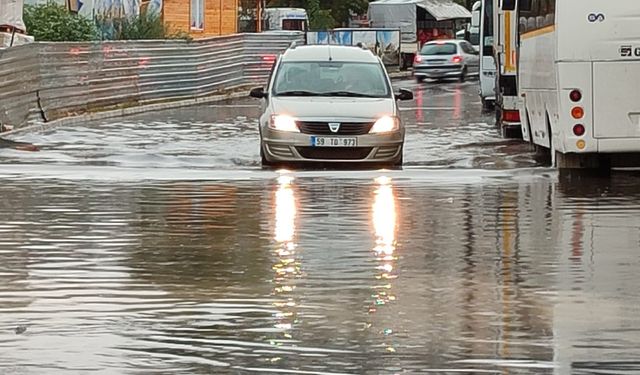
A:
370 0 471 21
282 45 379 63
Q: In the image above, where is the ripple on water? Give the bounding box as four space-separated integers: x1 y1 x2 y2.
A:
1 173 640 372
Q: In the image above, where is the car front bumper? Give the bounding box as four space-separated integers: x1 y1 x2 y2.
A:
261 127 404 163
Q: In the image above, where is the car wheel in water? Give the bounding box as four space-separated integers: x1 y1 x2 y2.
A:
260 145 272 167
393 146 404 168
415 76 424 83
459 67 467 82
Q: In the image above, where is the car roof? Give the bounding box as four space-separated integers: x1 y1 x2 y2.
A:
424 39 462 45
281 45 380 63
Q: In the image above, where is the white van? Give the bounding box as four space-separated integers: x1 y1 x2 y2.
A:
264 8 309 32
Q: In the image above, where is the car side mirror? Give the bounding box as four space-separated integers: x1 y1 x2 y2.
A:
396 88 413 101
250 87 267 99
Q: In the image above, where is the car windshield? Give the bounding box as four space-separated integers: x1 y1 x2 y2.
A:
420 43 457 55
272 62 390 97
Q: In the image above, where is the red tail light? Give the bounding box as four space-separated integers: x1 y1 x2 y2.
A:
452 55 463 63
570 89 582 102
573 124 586 136
503 110 521 123
414 55 423 64
571 106 584 119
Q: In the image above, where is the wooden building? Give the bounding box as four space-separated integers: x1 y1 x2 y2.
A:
163 0 239 38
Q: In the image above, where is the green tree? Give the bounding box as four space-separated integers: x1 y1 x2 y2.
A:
24 3 98 42
305 0 334 29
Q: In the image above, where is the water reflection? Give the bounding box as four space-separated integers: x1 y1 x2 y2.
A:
453 86 462 120
370 176 399 352
2 174 640 373
271 174 300 339
415 89 424 123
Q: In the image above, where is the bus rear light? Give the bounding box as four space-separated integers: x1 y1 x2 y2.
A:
571 106 584 119
503 110 520 123
452 55 463 63
573 124 586 136
414 55 423 64
569 89 582 102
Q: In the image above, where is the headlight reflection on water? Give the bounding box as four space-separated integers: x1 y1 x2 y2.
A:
271 173 300 340
371 176 400 353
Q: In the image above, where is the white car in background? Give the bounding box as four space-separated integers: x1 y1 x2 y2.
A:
413 40 480 83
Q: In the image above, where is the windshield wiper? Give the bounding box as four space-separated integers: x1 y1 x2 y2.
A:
276 90 322 96
319 91 380 98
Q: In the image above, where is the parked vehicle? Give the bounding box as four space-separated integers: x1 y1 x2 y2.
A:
249 44 413 167
478 0 496 109
264 8 308 31
414 39 480 82
517 0 640 168
492 0 521 137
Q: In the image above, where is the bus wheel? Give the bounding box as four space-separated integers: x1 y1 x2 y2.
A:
481 98 493 112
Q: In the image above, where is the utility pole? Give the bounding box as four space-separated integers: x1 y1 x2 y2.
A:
257 0 262 32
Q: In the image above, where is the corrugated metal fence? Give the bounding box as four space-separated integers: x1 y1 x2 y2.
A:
0 32 303 130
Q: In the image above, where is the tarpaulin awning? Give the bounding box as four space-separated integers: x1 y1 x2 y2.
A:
370 0 471 21
0 0 26 31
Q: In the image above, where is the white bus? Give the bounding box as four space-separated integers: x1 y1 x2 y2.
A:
493 0 521 137
479 0 496 110
518 0 640 168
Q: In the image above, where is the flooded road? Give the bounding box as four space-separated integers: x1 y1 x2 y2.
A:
1 79 537 171
2 80 640 374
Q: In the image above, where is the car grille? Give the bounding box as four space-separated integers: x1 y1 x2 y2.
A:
296 147 373 160
296 121 375 135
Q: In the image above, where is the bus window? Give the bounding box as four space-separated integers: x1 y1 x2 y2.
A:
518 0 534 35
545 0 556 27
519 0 532 12
282 19 305 31
503 0 515 10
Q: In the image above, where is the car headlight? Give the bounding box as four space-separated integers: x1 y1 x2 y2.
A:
369 116 399 134
269 115 299 132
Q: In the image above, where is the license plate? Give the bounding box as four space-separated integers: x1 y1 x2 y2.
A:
311 136 357 147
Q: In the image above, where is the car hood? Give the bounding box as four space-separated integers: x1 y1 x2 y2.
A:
270 96 396 121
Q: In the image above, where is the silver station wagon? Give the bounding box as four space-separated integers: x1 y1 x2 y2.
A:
250 44 413 167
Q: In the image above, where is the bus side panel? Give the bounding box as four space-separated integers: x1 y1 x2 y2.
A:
558 0 640 62
519 30 557 148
